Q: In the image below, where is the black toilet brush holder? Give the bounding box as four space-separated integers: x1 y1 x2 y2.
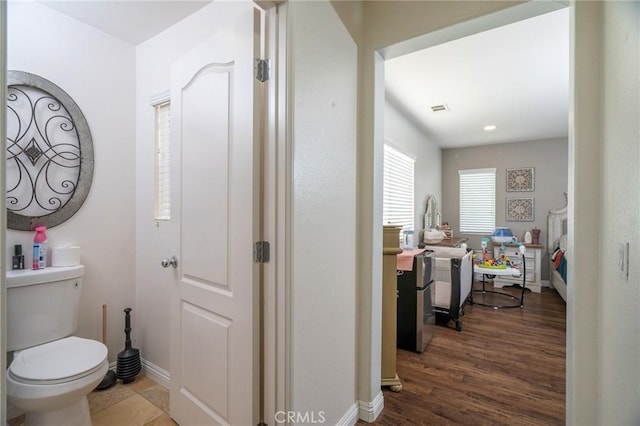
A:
116 308 141 384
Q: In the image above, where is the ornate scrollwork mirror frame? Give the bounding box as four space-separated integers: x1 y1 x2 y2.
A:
6 70 94 230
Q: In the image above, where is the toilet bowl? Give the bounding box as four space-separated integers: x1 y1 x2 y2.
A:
7 336 108 426
6 266 109 426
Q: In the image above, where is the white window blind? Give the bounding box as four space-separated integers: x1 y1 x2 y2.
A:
383 144 415 231
154 101 171 221
459 168 496 233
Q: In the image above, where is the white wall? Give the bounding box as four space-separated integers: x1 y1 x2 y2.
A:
289 1 358 423
6 1 136 360
134 2 251 374
598 1 639 423
384 99 442 235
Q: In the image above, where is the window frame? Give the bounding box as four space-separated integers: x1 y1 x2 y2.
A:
458 168 496 234
151 92 171 222
383 142 415 233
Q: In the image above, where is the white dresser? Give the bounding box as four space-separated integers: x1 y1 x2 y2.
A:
492 243 543 293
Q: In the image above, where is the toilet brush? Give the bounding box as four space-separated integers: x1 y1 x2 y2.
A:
116 308 141 384
95 304 117 390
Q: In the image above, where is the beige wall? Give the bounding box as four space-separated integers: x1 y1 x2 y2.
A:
567 3 602 423
598 1 639 423
289 1 359 422
441 138 568 281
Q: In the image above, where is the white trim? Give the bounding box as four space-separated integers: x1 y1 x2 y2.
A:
542 279 550 288
262 1 286 422
141 358 170 389
153 101 171 221
383 137 416 161
280 0 292 417
458 167 497 175
337 401 359 426
149 90 170 106
111 358 170 388
358 391 384 423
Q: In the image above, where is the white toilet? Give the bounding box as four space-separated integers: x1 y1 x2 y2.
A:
6 265 109 426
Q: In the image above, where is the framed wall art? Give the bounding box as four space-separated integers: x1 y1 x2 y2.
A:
506 167 534 192
506 197 534 222
6 70 94 230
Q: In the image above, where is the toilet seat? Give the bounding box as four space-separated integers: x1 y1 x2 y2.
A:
9 336 107 385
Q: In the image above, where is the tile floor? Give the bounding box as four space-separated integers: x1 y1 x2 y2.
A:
8 374 175 426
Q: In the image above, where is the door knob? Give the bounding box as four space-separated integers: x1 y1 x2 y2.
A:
161 256 178 268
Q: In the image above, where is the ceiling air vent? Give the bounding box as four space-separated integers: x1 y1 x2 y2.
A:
430 104 450 113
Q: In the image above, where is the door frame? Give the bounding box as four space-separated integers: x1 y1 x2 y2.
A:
0 1 7 423
260 1 290 423
369 1 594 423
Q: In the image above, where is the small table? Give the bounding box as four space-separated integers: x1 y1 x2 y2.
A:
472 263 527 309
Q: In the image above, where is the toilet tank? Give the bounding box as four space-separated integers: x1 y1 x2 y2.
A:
6 265 85 352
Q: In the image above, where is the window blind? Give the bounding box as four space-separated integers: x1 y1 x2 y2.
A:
383 144 415 231
154 101 171 221
459 168 496 233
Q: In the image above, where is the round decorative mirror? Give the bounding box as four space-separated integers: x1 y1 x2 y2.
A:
6 71 94 230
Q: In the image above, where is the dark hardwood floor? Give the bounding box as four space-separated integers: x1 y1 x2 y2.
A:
368 282 566 425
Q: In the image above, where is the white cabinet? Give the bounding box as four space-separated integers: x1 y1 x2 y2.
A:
493 244 543 293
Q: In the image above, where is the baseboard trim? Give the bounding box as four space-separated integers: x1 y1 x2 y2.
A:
358 391 384 422
140 358 170 388
542 279 550 288
337 401 359 425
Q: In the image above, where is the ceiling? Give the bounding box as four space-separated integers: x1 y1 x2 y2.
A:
39 0 212 45
37 2 568 149
385 8 570 149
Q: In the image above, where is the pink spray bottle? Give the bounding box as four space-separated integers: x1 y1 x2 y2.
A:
32 226 48 270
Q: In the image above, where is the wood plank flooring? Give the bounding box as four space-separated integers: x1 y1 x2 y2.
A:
369 282 566 425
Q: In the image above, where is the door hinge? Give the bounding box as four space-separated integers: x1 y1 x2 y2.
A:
254 241 271 263
255 58 270 82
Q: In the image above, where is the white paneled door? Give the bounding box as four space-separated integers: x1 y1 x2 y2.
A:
168 3 262 425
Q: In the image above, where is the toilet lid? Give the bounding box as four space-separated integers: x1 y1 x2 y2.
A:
10 336 107 384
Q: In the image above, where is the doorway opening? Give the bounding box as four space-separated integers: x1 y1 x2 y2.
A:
373 2 570 422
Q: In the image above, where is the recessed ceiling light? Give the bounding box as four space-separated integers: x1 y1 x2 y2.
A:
484 125 497 131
